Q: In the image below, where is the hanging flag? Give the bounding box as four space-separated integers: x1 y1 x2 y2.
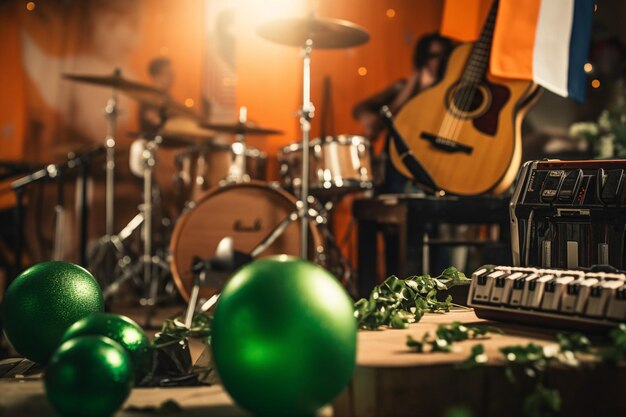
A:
441 0 595 103
490 0 595 102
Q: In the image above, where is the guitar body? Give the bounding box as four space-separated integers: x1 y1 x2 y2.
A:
391 43 540 195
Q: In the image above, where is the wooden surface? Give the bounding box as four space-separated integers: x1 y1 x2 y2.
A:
0 378 333 417
355 309 553 367
3 309 626 417
335 309 626 417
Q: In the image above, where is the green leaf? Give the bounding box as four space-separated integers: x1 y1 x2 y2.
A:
354 267 470 330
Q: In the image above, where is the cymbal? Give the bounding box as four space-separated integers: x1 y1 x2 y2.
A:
256 16 369 49
127 132 195 148
129 117 216 148
63 73 198 120
199 121 284 136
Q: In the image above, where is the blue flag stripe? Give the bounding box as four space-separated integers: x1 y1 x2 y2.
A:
567 0 595 102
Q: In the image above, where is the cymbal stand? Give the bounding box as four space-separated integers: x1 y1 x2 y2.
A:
104 86 118 237
87 78 121 280
140 133 171 327
299 39 315 259
226 106 250 183
313 198 354 293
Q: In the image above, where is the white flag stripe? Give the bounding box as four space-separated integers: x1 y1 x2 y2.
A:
532 0 575 97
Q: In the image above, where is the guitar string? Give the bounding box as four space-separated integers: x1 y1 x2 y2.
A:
448 7 496 144
440 1 497 148
438 41 485 145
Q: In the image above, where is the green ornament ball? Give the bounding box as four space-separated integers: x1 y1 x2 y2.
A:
45 336 133 417
211 256 357 417
1 261 104 364
61 313 152 383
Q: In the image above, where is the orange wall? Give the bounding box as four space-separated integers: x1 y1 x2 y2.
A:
0 2 26 209
0 2 26 161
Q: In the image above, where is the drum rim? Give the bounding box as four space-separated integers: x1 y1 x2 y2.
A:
169 180 322 301
279 134 370 154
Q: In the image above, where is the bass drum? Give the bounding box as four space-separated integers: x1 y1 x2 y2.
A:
169 181 323 301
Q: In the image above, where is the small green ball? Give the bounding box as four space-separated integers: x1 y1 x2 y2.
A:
61 313 152 383
211 256 357 417
45 336 133 417
1 261 104 364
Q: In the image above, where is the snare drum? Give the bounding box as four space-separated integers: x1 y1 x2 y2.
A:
279 135 373 196
184 142 267 201
169 181 323 300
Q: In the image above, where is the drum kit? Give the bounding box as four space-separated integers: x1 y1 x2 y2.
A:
60 15 372 313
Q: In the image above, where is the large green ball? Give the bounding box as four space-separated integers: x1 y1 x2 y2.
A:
45 336 133 417
211 256 357 417
61 313 152 383
1 261 104 364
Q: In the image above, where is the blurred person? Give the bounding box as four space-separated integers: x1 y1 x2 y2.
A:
352 33 454 194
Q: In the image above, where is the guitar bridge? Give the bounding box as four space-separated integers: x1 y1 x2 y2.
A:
420 133 473 154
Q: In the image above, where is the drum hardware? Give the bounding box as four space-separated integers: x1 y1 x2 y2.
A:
182 204 324 326
257 15 369 259
225 107 251 184
0 161 45 181
62 71 196 310
84 78 122 282
98 129 174 327
169 181 325 301
183 237 245 328
10 146 105 275
51 165 65 261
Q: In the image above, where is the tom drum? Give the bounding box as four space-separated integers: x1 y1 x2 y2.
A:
278 134 373 197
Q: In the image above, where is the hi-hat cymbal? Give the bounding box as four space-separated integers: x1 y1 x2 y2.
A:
199 121 284 136
256 16 369 49
63 73 198 120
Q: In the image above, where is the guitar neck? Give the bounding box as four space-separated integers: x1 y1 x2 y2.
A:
461 0 499 84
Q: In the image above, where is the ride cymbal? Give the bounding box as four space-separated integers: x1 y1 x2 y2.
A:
256 16 369 49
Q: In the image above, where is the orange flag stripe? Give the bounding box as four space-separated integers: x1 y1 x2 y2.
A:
490 0 541 80
441 0 492 42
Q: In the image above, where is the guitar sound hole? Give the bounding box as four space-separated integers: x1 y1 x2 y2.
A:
452 85 484 113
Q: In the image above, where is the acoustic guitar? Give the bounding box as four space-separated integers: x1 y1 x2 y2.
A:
391 0 541 195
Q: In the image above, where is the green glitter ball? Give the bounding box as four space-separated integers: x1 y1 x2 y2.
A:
1 261 104 364
211 256 357 417
45 336 133 417
61 313 152 383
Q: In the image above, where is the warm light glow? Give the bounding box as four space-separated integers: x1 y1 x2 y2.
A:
185 98 194 107
591 79 601 88
357 66 368 76
584 63 593 73
386 8 396 18
222 77 233 87
594 3 598 12
236 0 308 34
159 46 168 55
26 2 35 11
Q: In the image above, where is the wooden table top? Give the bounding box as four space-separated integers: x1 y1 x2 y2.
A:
356 309 558 368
